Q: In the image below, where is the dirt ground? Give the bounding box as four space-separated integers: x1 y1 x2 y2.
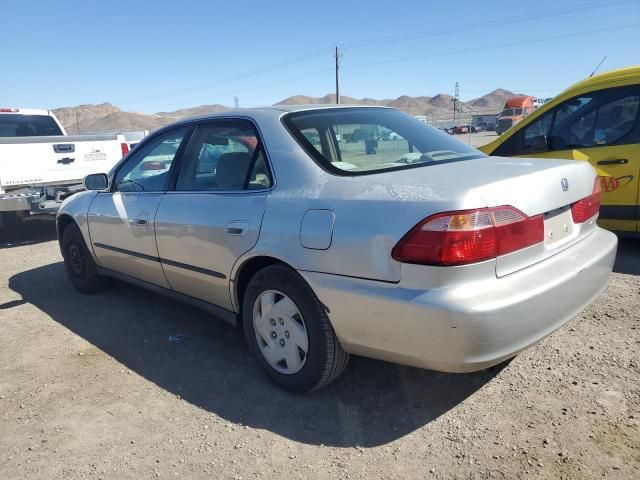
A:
0 218 638 480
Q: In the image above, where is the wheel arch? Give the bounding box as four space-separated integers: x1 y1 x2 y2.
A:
233 255 292 313
56 213 76 246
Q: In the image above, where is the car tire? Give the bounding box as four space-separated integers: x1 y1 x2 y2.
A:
242 264 349 393
61 223 110 294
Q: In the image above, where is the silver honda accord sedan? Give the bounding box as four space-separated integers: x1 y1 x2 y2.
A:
56 105 617 392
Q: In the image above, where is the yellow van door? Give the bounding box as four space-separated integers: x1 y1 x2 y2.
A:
529 145 638 231
490 85 640 232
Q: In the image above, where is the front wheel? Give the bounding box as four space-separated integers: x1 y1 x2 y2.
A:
61 223 110 293
242 265 349 392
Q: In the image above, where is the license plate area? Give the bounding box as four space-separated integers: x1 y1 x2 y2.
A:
543 206 573 246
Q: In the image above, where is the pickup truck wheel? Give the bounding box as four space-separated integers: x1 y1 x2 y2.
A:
242 264 349 393
0 211 27 229
62 223 110 293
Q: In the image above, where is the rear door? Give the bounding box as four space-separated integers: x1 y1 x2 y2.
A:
493 85 640 232
88 126 190 286
154 119 272 310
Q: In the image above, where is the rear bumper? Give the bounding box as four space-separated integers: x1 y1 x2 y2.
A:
0 191 41 213
0 184 83 214
300 228 617 372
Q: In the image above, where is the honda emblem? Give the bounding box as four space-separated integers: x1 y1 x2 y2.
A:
561 178 569 192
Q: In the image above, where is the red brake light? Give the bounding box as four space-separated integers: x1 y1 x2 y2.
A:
571 177 601 223
121 143 130 157
0 108 19 113
392 206 543 266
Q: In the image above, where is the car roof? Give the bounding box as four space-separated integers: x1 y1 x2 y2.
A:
562 65 640 94
177 104 392 124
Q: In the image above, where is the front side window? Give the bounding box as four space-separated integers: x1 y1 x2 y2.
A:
494 86 640 156
284 108 484 174
114 126 188 192
549 87 640 150
175 121 271 191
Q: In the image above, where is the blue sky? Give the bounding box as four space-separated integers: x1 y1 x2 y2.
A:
3 0 639 113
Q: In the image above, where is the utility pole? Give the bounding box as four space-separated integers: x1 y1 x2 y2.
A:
452 81 460 121
334 45 341 105
74 107 80 134
234 96 239 109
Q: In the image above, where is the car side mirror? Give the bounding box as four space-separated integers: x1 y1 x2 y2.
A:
528 135 548 153
84 173 109 191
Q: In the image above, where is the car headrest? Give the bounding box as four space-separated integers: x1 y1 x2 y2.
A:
216 152 252 189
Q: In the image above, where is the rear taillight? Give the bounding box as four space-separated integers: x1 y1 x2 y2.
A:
0 108 19 112
121 143 130 157
571 177 601 223
392 206 543 266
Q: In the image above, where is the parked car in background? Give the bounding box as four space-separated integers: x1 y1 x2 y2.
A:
0 108 129 228
451 124 478 134
495 95 536 134
481 65 640 232
57 105 616 392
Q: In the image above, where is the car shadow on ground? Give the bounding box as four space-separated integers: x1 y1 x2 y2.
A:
8 262 504 447
0 217 57 249
614 232 640 275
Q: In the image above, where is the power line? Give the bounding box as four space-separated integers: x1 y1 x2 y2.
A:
342 0 635 49
343 23 640 70
113 1 634 111
117 47 332 107
149 67 334 112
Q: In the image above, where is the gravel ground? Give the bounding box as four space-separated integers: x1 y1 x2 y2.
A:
0 218 638 480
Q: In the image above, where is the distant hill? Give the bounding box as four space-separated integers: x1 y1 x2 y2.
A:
276 89 517 116
468 88 520 111
155 104 229 119
52 88 522 133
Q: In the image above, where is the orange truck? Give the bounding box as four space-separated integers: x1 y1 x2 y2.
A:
496 96 535 134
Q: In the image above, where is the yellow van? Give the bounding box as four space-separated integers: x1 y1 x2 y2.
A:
480 66 640 232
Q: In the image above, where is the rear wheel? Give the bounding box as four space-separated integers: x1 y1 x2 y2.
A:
242 265 349 392
62 223 110 293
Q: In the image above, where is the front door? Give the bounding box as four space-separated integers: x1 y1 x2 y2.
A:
154 120 272 310
88 126 191 286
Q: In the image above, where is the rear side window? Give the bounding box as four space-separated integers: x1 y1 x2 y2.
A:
495 85 640 156
175 121 271 191
0 115 63 137
283 108 484 175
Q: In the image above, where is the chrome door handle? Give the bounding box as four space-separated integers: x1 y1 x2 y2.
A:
226 220 248 236
133 213 149 226
597 158 628 165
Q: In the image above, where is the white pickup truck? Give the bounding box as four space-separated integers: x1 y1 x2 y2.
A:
0 108 129 227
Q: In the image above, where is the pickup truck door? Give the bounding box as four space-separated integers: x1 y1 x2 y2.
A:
154 120 271 311
88 126 191 286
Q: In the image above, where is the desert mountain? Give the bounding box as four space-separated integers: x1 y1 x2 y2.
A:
52 89 520 133
276 89 517 116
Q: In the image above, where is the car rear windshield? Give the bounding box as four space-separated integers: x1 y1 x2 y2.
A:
283 108 484 175
0 115 64 137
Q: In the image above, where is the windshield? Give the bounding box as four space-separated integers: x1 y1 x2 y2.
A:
283 108 484 174
0 114 64 137
501 108 523 117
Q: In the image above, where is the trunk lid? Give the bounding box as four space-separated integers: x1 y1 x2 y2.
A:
358 155 598 276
